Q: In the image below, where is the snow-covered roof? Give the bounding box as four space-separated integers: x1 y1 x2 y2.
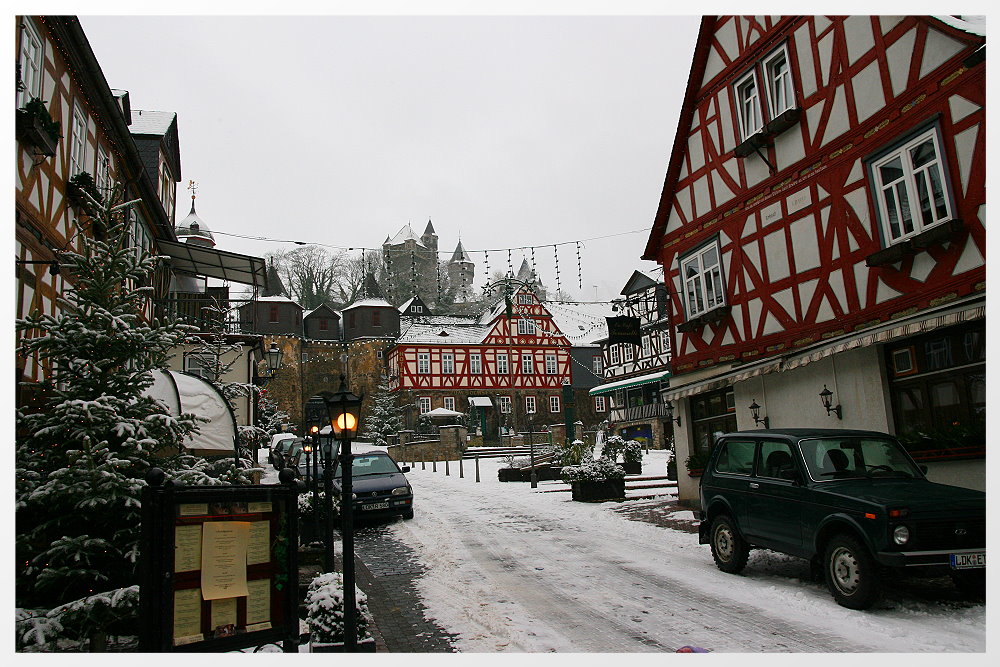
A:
342 297 394 310
398 320 492 345
256 295 300 305
450 241 473 263
546 301 613 346
385 224 426 248
933 15 986 36
129 109 176 135
398 297 416 313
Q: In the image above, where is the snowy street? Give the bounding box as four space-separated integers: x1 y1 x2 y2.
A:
369 451 985 653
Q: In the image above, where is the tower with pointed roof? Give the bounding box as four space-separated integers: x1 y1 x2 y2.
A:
515 258 547 300
448 240 476 303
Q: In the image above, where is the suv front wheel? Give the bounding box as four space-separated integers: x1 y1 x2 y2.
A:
824 534 879 609
710 514 749 574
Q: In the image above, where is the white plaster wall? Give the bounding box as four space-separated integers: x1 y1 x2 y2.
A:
922 460 985 492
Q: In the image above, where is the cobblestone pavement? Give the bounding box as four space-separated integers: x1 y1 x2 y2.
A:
353 522 460 652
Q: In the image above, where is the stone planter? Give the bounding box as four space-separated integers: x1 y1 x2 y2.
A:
622 461 642 475
570 478 625 502
666 459 677 481
310 637 377 652
520 465 563 482
498 468 522 482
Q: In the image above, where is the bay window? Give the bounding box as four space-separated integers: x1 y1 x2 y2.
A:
681 240 726 319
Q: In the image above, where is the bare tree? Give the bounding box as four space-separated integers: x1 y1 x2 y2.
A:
265 245 341 309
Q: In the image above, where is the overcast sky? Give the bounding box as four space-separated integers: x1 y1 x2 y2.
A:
80 12 701 302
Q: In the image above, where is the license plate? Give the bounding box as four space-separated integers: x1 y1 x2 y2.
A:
950 552 985 569
362 501 389 511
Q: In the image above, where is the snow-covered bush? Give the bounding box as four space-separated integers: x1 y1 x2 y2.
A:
500 455 531 469
557 439 593 466
16 586 139 651
298 490 339 519
601 434 626 462
304 572 373 645
622 439 643 464
560 458 625 483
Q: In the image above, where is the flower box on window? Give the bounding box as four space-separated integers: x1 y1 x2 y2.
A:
734 107 802 158
865 219 964 267
676 305 731 333
15 98 60 157
67 172 104 208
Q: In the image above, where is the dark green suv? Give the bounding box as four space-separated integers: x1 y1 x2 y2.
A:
698 428 985 609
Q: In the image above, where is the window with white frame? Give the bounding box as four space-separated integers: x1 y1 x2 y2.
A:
545 354 557 375
95 145 111 194
592 355 603 375
414 304 423 313
525 396 536 414
70 105 87 176
869 126 953 245
518 294 533 305
594 395 607 412
418 352 430 374
496 353 509 375
521 353 534 375
549 395 561 413
517 318 536 335
443 396 455 411
17 19 43 108
609 345 620 365
442 352 454 374
681 240 726 318
499 395 512 413
470 352 482 374
623 344 634 362
418 397 431 414
184 353 218 382
641 335 651 358
734 42 797 143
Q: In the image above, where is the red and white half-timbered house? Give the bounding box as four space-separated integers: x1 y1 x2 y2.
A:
388 288 573 436
644 16 985 503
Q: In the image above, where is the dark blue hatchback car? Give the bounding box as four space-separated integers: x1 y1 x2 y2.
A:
299 450 413 521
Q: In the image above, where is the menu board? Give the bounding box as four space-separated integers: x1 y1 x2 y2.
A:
166 497 285 648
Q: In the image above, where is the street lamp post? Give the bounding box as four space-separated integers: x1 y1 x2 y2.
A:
324 375 364 652
308 424 321 545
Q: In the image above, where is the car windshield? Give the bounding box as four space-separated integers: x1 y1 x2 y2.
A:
798 437 922 480
333 454 400 478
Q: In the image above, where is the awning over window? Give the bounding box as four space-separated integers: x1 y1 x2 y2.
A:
158 239 268 289
468 397 493 407
589 369 671 396
662 298 985 401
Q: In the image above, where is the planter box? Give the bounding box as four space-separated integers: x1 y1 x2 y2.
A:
666 460 677 481
498 468 522 482
570 478 625 502
16 109 58 156
520 465 562 482
622 461 642 475
310 637 376 652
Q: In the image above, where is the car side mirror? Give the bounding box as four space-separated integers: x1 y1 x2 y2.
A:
401 466 411 473
779 468 802 484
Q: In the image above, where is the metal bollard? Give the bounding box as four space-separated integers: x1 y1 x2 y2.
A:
475 455 480 482
433 456 437 473
445 458 450 476
422 458 425 470
459 457 464 478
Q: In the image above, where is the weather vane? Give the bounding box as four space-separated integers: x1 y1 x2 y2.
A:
187 179 198 201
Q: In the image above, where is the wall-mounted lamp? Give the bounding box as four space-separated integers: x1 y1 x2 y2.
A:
819 385 842 419
265 342 282 376
748 399 769 428
665 400 681 427
16 259 60 276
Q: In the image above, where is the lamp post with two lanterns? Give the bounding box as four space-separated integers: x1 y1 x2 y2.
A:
323 375 364 651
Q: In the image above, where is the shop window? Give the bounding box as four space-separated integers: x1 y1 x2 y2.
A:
691 387 737 455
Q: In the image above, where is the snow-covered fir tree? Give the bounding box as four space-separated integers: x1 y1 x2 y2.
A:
15 185 202 649
362 377 402 447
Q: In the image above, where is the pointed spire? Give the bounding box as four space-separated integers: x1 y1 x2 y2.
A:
424 218 436 235
363 272 384 299
262 258 287 297
450 240 473 263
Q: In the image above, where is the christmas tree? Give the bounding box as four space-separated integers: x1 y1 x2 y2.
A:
15 185 200 649
362 377 401 448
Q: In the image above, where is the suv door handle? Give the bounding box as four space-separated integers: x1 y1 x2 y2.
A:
749 482 760 489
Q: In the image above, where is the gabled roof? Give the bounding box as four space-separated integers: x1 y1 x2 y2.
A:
342 297 394 311
643 16 717 260
397 320 491 345
255 295 301 306
304 303 340 320
385 224 425 247
398 295 432 315
620 270 659 296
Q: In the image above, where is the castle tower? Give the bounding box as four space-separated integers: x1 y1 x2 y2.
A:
448 240 476 302
421 218 438 255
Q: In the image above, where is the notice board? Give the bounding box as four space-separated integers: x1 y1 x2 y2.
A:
139 472 300 652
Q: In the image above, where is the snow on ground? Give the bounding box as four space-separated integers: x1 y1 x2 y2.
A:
383 450 986 653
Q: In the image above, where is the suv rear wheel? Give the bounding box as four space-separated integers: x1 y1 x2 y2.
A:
710 514 749 574
824 534 879 609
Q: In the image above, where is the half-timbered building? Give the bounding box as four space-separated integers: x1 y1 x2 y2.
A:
589 271 673 449
15 16 180 388
388 287 573 437
643 16 985 503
